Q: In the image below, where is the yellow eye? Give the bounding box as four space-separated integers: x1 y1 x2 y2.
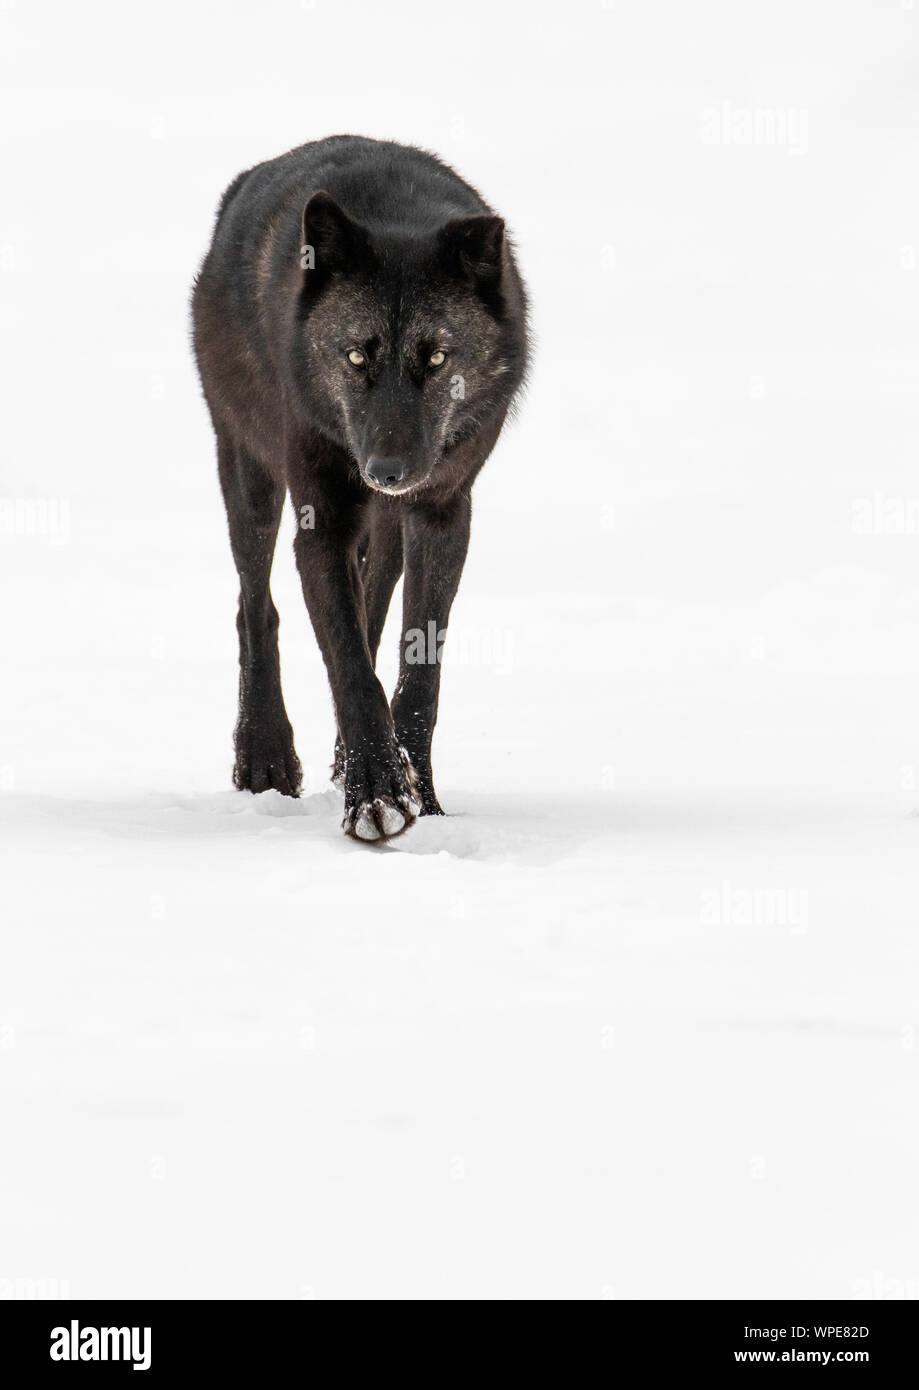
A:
429 350 446 368
347 349 365 367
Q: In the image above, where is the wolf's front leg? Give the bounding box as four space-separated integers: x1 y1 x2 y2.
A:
391 496 471 815
291 490 417 840
217 435 301 797
332 507 403 785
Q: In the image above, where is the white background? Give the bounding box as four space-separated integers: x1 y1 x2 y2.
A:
1 0 918 1299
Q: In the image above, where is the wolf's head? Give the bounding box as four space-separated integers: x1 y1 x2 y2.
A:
293 190 523 494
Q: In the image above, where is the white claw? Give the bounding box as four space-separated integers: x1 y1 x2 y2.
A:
348 799 409 840
353 807 381 840
378 802 406 837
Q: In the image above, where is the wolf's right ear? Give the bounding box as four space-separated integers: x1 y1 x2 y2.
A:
301 191 370 283
437 215 506 289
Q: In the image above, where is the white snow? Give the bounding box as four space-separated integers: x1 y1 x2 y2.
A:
1 0 918 1299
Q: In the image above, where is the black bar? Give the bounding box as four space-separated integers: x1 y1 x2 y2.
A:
0 1300 914 1376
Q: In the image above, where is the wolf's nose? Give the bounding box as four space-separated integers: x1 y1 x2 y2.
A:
366 456 405 489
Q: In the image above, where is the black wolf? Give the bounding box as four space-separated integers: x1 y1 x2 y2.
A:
192 136 528 840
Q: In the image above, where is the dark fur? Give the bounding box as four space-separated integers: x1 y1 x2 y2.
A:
192 136 528 839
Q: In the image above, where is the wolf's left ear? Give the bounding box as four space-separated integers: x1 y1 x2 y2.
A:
301 190 371 281
438 215 505 290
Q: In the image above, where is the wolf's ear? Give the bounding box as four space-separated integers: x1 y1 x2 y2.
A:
301 191 370 281
438 215 505 290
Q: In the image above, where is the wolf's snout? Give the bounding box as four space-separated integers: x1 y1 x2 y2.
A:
365 455 406 489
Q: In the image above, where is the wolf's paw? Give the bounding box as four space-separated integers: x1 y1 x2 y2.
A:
331 733 346 786
233 719 302 797
395 759 443 816
342 743 420 841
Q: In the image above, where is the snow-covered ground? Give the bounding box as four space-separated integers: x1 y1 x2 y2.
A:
2 0 918 1298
